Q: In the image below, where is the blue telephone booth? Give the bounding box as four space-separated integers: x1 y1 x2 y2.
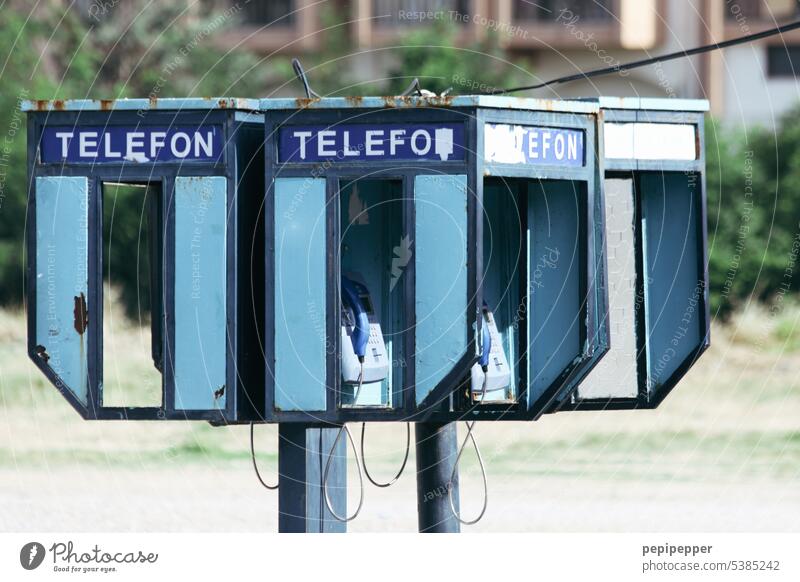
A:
549 97 710 412
261 96 609 424
24 98 266 423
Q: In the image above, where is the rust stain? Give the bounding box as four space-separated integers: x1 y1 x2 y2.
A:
73 292 88 335
217 98 229 109
295 97 321 109
345 95 363 106
34 345 50 363
381 94 455 109
98 99 114 110
213 385 225 400
52 99 65 111
149 95 158 110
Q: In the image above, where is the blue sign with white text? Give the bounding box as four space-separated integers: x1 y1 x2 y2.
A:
40 125 224 163
484 123 584 167
278 123 465 163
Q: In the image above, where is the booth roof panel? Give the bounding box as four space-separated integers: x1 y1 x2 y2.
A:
21 95 708 114
259 95 598 113
593 96 709 112
21 97 260 112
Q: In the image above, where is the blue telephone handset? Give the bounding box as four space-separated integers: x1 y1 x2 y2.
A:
341 276 370 361
479 302 492 372
340 273 390 385
470 299 511 401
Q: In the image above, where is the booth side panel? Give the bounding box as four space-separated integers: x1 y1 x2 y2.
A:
640 172 704 395
413 174 469 406
273 177 328 412
34 176 91 408
527 180 583 406
173 176 228 411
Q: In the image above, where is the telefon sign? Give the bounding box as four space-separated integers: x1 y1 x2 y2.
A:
278 123 465 163
484 123 584 167
39 125 224 163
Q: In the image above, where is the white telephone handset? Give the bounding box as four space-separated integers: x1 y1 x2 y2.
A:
470 303 511 400
341 272 390 384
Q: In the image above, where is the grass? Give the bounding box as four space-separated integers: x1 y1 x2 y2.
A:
1 301 799 484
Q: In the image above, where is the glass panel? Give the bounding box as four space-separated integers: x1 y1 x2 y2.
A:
173 176 227 411
273 177 328 412
414 174 469 405
34 176 90 406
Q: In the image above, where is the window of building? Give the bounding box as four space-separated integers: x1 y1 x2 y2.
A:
241 0 296 25
767 44 800 77
373 0 470 26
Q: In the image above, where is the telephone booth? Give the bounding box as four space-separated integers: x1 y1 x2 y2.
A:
549 97 710 412
24 98 266 423
261 96 609 424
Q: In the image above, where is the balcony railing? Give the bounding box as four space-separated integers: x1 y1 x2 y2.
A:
725 0 799 21
513 0 615 22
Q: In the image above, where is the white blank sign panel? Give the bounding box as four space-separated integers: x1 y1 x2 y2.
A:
604 122 697 161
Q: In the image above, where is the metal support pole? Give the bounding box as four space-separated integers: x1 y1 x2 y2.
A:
415 422 461 533
278 424 347 533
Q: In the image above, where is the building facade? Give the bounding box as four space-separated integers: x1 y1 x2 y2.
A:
219 0 799 127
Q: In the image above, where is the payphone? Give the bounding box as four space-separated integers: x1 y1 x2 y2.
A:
548 97 710 412
24 98 266 423
262 95 608 424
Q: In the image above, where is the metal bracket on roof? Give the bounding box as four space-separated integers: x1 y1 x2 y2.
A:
292 58 320 99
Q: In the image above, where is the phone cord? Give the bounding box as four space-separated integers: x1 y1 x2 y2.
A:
360 422 411 488
250 422 279 490
322 363 366 522
448 373 489 525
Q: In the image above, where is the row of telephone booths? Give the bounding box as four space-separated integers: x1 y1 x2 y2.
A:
24 95 710 425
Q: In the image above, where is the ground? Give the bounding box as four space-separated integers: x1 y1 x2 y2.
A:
1 304 799 532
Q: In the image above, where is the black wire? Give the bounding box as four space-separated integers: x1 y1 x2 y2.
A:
250 423 278 490
360 422 411 488
488 19 800 95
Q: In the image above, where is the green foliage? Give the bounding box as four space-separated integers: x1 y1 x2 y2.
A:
385 21 529 95
707 106 800 318
0 1 264 317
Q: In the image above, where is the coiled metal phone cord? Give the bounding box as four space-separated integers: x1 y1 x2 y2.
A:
322 363 365 522
448 374 489 525
250 422 279 490
360 422 411 488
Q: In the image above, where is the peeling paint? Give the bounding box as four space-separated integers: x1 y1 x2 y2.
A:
34 345 50 363
73 292 88 335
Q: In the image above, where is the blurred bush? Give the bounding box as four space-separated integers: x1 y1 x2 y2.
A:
707 106 800 318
